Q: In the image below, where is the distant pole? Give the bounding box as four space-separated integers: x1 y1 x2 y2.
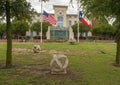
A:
39 0 43 43
77 1 80 42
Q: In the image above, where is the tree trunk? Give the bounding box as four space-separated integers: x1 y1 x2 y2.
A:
5 1 12 68
116 39 120 65
115 21 120 65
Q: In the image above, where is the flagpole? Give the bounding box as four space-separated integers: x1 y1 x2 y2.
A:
39 0 43 43
77 1 80 42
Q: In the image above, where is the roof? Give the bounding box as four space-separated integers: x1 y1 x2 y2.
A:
37 4 77 15
53 5 68 8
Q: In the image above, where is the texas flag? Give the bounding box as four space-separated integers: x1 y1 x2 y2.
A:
79 11 90 27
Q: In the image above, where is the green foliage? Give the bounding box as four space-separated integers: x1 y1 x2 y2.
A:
113 21 120 32
0 23 6 38
0 0 34 21
92 23 116 39
12 20 29 36
31 22 40 34
31 22 51 36
0 0 5 16
11 0 34 21
92 24 115 35
80 0 120 18
109 0 120 18
72 22 90 37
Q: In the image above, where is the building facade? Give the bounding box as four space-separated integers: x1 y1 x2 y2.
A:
26 5 91 40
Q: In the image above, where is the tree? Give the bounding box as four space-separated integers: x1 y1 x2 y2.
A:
72 22 90 39
0 0 33 68
31 21 51 39
92 23 116 40
12 20 29 38
11 0 34 21
5 0 12 68
70 0 120 65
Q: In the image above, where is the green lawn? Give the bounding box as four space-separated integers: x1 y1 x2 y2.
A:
0 42 120 85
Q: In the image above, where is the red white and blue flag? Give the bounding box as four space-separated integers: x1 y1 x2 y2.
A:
79 11 90 27
43 11 57 25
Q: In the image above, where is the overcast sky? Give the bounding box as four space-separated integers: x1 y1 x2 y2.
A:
27 0 78 14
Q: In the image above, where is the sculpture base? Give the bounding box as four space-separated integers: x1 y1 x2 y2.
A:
50 69 67 74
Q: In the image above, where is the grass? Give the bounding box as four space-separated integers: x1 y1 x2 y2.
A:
0 42 120 85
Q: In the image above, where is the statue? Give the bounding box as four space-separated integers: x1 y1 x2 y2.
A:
33 45 41 53
50 54 68 74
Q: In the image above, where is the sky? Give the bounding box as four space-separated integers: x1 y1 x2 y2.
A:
27 0 78 14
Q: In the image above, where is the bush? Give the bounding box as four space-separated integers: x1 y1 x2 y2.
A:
25 36 30 42
88 36 99 40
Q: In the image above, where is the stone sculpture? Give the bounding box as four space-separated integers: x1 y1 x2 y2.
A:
50 54 68 74
33 45 41 53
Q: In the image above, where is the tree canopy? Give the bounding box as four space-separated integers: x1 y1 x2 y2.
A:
79 0 120 19
31 21 51 38
0 0 34 21
12 20 29 36
72 22 90 38
72 23 90 33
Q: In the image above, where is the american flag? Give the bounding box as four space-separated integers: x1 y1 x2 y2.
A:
43 11 57 25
